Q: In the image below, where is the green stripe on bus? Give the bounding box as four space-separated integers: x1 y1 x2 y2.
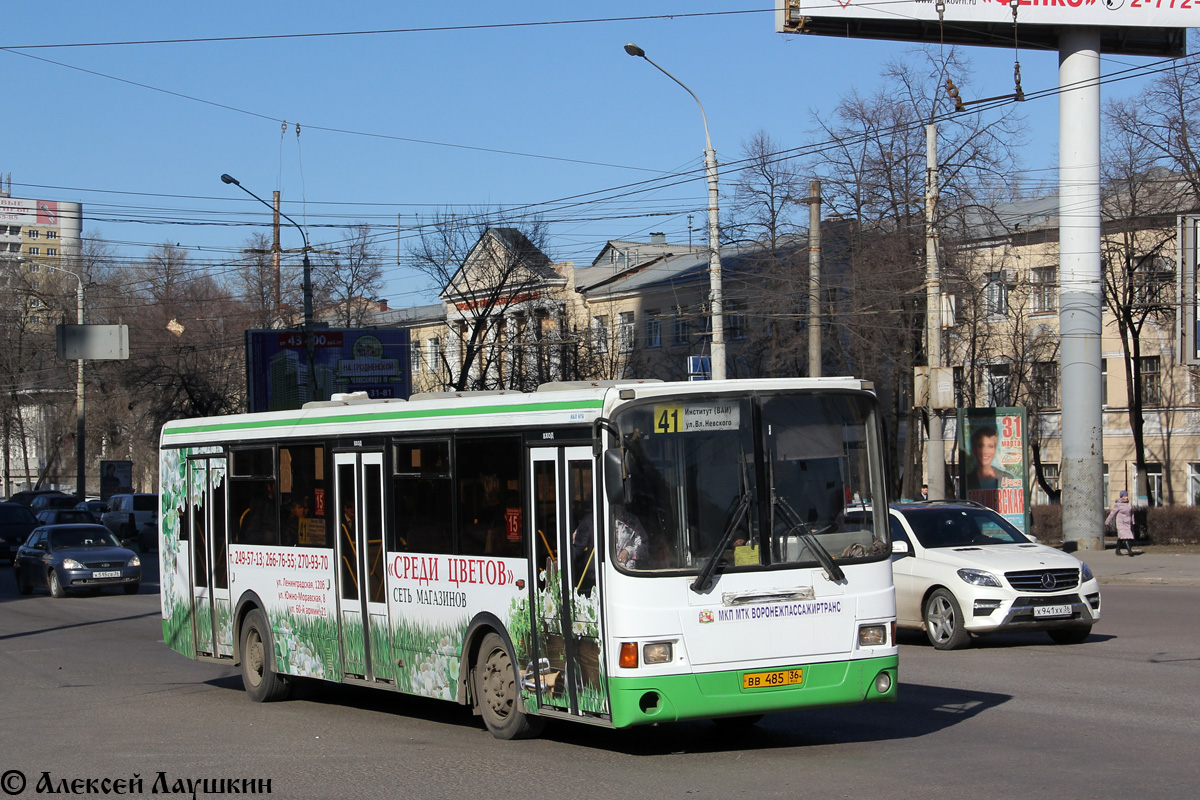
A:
606 656 898 728
163 399 605 436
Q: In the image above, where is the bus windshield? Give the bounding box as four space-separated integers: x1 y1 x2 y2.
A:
608 391 887 575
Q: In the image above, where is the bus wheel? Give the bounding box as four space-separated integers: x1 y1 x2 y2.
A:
474 632 543 740
241 609 290 702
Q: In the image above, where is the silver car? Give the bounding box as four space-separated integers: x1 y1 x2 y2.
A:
13 524 141 597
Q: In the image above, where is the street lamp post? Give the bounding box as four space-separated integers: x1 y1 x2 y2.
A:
221 173 318 401
624 42 725 380
21 257 85 498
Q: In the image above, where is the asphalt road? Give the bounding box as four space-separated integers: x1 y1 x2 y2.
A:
1 561 1196 800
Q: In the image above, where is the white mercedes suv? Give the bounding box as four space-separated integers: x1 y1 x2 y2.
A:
885 501 1101 650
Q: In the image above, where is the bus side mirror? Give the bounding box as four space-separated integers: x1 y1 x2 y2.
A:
603 448 630 507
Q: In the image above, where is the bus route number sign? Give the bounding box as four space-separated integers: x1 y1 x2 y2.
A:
654 403 740 434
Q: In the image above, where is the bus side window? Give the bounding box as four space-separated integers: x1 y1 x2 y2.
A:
230 448 279 546
279 444 328 548
230 479 278 546
455 436 522 558
393 441 452 554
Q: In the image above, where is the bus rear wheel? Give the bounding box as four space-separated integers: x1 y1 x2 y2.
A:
474 632 543 740
240 608 290 702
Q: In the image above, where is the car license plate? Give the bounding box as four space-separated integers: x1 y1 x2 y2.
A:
1034 604 1072 618
92 570 120 579
742 668 803 689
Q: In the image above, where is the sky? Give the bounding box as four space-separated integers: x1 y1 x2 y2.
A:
1 2 1185 308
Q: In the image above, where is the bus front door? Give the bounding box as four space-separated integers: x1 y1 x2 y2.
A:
334 451 391 682
188 456 232 658
528 446 608 719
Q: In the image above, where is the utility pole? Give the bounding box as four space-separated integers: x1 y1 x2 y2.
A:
807 181 822 378
272 192 281 320
925 124 946 500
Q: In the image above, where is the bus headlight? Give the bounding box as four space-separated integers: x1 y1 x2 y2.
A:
643 642 673 664
858 624 888 647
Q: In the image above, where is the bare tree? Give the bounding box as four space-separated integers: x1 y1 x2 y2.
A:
0 256 57 491
118 245 247 461
314 222 385 327
1103 30 1200 207
809 47 1024 498
719 131 815 379
406 214 571 391
724 130 807 250
1097 109 1184 509
227 231 302 329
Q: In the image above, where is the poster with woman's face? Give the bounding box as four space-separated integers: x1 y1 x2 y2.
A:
99 460 133 499
957 408 1029 533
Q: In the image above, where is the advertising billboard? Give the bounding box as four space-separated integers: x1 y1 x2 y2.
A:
775 0 1190 55
99 460 133 500
245 328 411 413
956 407 1031 534
0 197 61 225
779 0 1197 29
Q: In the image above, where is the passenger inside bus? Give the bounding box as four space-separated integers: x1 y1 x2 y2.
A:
237 481 276 545
612 507 649 569
281 493 308 546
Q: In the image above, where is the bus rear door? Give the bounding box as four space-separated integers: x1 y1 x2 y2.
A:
188 455 233 658
334 451 391 682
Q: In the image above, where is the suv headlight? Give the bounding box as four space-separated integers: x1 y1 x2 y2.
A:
957 568 1001 587
1080 562 1094 582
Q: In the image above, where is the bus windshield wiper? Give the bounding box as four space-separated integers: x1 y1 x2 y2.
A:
691 447 752 594
773 495 845 583
690 490 750 593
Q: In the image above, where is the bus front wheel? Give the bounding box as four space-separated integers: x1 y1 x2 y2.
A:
240 609 290 702
474 632 543 740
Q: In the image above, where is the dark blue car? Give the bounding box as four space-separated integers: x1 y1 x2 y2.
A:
14 524 141 597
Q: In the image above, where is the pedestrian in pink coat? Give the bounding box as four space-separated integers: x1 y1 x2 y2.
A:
1105 490 1136 556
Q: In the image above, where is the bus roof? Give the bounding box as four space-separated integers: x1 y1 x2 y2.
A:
159 377 875 448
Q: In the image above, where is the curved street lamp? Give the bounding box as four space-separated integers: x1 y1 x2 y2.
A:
221 173 318 401
624 42 725 380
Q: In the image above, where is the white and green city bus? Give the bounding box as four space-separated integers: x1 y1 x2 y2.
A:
159 378 897 738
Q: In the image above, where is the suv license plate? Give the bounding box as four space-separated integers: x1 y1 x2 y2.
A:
742 668 803 689
1034 604 1072 618
93 570 120 579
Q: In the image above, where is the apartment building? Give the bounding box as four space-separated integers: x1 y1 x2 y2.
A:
942 194 1200 508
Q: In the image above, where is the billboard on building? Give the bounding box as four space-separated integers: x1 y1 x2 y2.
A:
956 407 1031 534
0 197 83 228
99 460 133 500
245 328 411 413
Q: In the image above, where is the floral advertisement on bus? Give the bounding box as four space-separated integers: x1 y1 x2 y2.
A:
956 407 1031 534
